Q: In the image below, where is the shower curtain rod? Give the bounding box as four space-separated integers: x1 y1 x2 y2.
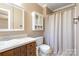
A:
53 3 76 12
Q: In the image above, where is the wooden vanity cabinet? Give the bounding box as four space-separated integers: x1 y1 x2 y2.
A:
0 42 36 56
14 47 21 56
1 49 14 56
20 45 27 56
26 42 36 56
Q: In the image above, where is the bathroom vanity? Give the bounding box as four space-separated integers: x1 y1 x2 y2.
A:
0 37 36 56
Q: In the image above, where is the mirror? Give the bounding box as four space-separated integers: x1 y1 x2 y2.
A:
13 6 24 30
32 12 43 31
0 8 8 29
0 4 24 31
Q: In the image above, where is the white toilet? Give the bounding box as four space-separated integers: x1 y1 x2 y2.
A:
35 36 52 56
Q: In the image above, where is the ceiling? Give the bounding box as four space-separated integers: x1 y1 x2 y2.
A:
38 3 72 11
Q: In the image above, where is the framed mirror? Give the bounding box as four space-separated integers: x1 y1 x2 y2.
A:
13 5 24 31
32 12 43 31
0 8 10 31
0 4 24 31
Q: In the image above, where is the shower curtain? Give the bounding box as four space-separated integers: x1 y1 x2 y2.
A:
44 7 74 55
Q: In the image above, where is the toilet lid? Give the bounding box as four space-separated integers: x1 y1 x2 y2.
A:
39 44 51 53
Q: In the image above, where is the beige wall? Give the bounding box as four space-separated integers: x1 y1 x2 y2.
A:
22 3 44 36
0 3 44 37
43 7 52 17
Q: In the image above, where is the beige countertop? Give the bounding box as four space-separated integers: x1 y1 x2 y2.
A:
0 37 36 53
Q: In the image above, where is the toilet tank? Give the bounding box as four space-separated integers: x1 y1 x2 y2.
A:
35 36 43 46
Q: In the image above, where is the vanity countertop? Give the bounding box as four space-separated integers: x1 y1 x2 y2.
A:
0 37 36 53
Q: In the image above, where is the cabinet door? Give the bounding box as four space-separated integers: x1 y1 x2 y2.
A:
14 45 27 56
26 44 31 56
20 45 27 56
0 53 2 56
26 42 36 56
30 42 36 56
32 12 43 30
0 4 14 31
1 49 14 56
14 47 21 56
13 6 24 30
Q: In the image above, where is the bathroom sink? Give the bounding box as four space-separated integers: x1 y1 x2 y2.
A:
0 41 7 46
0 41 10 50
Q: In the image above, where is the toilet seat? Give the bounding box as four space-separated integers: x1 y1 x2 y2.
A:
39 44 51 54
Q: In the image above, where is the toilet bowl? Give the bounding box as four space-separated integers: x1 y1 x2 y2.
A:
39 44 52 56
35 36 52 56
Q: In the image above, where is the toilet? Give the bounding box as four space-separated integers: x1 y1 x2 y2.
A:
35 36 52 56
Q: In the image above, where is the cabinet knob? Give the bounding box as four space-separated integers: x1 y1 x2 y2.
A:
20 25 22 27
